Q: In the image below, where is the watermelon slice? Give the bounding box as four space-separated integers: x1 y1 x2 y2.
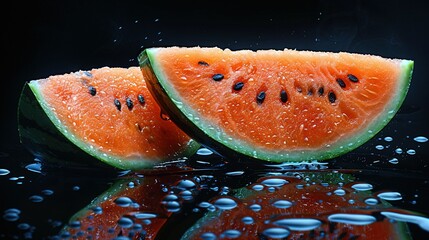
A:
139 47 413 162
18 67 199 170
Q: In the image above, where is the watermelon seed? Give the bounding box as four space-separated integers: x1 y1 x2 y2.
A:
336 78 346 88
212 73 224 81
126 97 134 110
307 88 314 96
198 61 209 66
328 91 336 103
318 87 324 96
83 71 93 77
257 91 266 104
88 86 96 96
233 82 244 91
347 74 359 83
114 98 121 111
138 94 145 105
280 89 288 103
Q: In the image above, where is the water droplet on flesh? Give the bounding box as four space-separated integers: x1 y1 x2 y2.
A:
351 183 373 191
249 204 262 212
252 184 264 191
274 218 322 231
262 227 290 238
221 229 241 238
118 217 134 228
134 213 157 219
213 198 237 210
328 213 376 225
242 216 254 224
261 178 288 187
272 200 293 209
177 180 196 189
334 189 346 196
114 197 134 207
377 192 402 201
200 232 216 240
365 198 379 205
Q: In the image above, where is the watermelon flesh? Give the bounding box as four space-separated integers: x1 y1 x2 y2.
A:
19 67 199 170
139 47 413 162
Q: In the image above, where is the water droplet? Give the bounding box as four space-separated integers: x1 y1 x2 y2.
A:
334 189 346 196
375 145 384 150
225 171 244 176
249 204 262 212
272 200 292 209
261 178 288 187
29 195 44 203
68 220 81 229
128 181 135 188
381 211 429 232
365 198 379 205
406 149 416 155
114 197 134 207
17 223 30 230
197 148 213 155
92 206 102 214
118 217 134 228
41 189 54 196
3 212 19 221
134 213 157 219
0 168 10 175
262 227 290 238
389 158 399 164
198 201 212 208
180 190 193 201
163 194 178 202
165 201 181 212
328 213 376 225
351 183 373 191
4 208 20 215
252 184 264 191
200 232 217 240
414 136 428 143
377 192 402 201
274 218 322 231
395 148 403 154
384 136 393 142
72 186 80 191
25 163 42 173
242 216 254 224
177 180 196 189
221 229 241 238
213 198 237 210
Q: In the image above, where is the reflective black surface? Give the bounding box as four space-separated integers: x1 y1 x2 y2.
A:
2 0 429 239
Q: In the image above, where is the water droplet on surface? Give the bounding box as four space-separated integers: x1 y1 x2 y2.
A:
197 148 213 155
114 197 134 207
328 213 376 225
180 190 193 200
262 227 290 238
118 217 134 228
3 212 19 221
92 206 102 214
17 223 30 230
41 189 54 195
414 136 428 143
351 183 373 191
249 204 262 212
274 218 322 231
72 186 80 191
25 163 42 173
29 195 44 203
384 136 393 142
334 189 346 196
395 148 403 154
242 216 254 224
200 232 217 240
163 194 178 201
0 168 10 175
375 145 384 150
177 180 196 189
252 184 264 191
164 201 181 212
213 198 237 210
406 149 416 155
377 192 402 201
365 198 379 205
389 158 399 164
272 200 293 209
225 171 244 176
198 201 212 208
134 213 157 219
381 211 429 232
68 220 81 229
221 229 241 238
261 178 288 187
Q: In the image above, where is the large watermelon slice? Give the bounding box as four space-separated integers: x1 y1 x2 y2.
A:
139 47 413 163
18 67 199 170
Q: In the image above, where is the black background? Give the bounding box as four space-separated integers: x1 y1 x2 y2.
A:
2 0 429 148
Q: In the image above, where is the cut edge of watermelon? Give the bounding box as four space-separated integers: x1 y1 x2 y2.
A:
142 48 413 163
27 80 200 170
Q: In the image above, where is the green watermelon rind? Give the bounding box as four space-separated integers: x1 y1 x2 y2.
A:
140 48 413 163
25 79 200 170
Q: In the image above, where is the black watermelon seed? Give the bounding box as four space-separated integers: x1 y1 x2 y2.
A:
336 78 346 88
233 82 244 91
256 91 266 104
328 91 337 103
212 74 224 81
318 87 324 96
307 88 314 96
114 98 121 111
280 89 288 103
138 94 145 105
83 71 93 77
347 74 359 83
88 86 96 96
126 97 134 110
198 61 209 66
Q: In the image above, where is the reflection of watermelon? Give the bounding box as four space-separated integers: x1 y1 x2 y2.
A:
18 67 199 170
181 172 411 239
139 47 413 162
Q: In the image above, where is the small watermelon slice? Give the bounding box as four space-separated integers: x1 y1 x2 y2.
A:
139 47 413 162
18 67 199 170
